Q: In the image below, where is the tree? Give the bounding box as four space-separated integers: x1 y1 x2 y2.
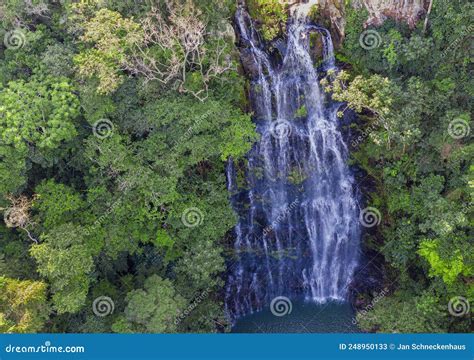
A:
124 0 234 101
74 8 142 94
0 75 80 151
112 275 186 333
0 0 49 27
321 71 393 117
30 223 99 314
33 180 85 231
418 240 471 286
0 276 49 333
356 291 448 333
1 194 37 243
0 74 81 198
0 145 27 201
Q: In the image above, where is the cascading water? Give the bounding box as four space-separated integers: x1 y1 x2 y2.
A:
226 5 361 323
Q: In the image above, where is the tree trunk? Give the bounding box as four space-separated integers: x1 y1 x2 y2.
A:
423 0 434 34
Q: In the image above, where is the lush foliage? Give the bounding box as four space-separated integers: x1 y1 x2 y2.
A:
0 0 254 334
112 275 186 333
339 1 473 333
0 276 49 333
247 0 288 41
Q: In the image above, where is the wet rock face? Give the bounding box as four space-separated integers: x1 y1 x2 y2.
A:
239 48 261 79
282 0 428 47
312 0 346 48
352 0 428 29
285 0 346 48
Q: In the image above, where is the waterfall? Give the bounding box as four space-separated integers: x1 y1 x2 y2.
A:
226 5 360 322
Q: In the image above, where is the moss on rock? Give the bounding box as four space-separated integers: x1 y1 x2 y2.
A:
247 0 288 41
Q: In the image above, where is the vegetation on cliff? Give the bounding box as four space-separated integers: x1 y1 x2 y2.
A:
247 0 288 41
335 1 473 332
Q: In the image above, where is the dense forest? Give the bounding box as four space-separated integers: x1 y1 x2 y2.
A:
0 0 472 334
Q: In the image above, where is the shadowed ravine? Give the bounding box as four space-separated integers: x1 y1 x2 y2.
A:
225 5 362 330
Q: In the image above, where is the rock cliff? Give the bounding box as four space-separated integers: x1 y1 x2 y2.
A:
352 0 428 28
285 0 429 47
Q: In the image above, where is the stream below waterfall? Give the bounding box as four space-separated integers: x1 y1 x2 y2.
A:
226 4 362 331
